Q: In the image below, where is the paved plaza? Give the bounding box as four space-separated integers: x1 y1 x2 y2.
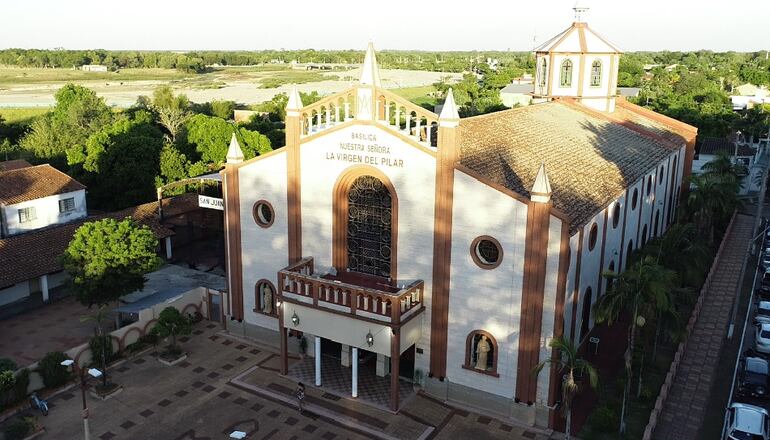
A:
24 322 553 440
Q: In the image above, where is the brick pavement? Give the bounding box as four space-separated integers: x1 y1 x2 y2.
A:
654 214 753 440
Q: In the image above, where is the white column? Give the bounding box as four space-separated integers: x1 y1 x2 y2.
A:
340 344 350 367
40 274 49 303
164 236 173 260
376 353 390 377
315 336 322 386
351 347 359 398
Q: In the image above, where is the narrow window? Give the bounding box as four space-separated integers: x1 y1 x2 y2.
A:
560 60 573 87
18 207 36 223
590 60 602 87
539 58 547 88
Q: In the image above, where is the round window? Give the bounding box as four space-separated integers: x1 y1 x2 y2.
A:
588 223 598 251
632 188 639 210
612 203 621 229
471 236 503 269
253 200 274 228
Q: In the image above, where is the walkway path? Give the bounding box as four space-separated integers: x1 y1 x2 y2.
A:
654 214 754 440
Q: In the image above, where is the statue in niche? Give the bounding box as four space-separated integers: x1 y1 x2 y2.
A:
475 335 491 370
261 284 274 315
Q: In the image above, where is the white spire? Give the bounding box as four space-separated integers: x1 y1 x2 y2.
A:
359 42 381 87
286 86 303 111
531 163 552 203
226 132 244 164
439 88 460 126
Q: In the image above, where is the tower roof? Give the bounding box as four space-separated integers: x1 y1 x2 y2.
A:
530 163 552 203
439 88 460 121
359 42 382 86
226 132 244 164
534 21 622 54
286 86 303 111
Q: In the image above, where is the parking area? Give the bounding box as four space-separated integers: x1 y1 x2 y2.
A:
28 322 552 440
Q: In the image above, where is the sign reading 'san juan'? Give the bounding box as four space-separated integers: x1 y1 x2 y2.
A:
325 131 405 168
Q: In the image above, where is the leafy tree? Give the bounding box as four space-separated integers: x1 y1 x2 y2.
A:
533 337 598 440
20 84 113 164
61 218 161 307
151 86 190 142
157 143 190 187
38 352 69 388
211 100 235 120
82 305 113 388
183 114 271 165
594 257 678 434
684 153 741 243
0 358 17 373
151 307 192 353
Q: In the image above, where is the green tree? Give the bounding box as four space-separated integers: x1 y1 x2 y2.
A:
685 153 741 243
594 257 678 434
61 218 161 307
81 305 113 388
211 100 235 120
157 143 190 187
183 114 271 165
151 86 190 142
533 337 598 440
151 307 192 354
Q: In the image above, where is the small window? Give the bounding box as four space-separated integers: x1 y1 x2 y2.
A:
612 203 621 229
560 60 573 87
463 330 499 377
590 60 602 87
18 207 36 223
471 236 503 269
631 188 639 210
254 280 277 316
59 197 75 213
253 200 274 228
580 287 593 342
658 166 665 184
588 223 598 251
539 58 547 88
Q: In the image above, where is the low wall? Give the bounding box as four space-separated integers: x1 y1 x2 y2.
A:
643 213 738 440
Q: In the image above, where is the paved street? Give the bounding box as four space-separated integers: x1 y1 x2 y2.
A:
29 322 551 440
654 214 754 440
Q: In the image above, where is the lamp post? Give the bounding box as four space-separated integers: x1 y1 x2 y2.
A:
61 359 102 440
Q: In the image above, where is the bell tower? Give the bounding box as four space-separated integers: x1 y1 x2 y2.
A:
532 5 622 112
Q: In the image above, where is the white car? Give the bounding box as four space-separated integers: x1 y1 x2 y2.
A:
757 302 770 325
725 403 770 440
756 323 770 355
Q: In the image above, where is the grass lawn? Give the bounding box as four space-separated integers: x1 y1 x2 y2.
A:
0 67 189 85
254 69 332 88
391 86 437 108
0 107 50 124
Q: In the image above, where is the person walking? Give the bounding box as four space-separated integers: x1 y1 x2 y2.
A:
295 382 305 414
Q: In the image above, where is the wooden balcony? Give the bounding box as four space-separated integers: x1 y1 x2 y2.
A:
277 257 424 326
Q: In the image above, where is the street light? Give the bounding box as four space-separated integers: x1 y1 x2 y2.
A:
60 359 102 440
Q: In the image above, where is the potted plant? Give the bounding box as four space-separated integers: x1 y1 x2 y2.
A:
151 307 192 366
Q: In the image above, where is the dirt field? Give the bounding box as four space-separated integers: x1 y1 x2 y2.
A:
0 66 459 107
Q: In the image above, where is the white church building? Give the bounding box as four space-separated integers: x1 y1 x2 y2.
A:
218 15 697 430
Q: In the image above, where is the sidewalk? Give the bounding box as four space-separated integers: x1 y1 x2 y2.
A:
654 214 754 439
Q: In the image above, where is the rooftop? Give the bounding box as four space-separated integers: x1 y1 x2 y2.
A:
534 21 622 54
699 137 754 157
457 99 692 233
0 164 86 205
0 159 32 172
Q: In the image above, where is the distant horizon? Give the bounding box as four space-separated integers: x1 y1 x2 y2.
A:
1 47 768 54
1 0 768 53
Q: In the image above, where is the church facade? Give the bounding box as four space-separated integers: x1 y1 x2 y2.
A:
219 18 697 429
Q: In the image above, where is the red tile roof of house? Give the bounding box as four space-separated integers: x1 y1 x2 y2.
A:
0 159 32 172
0 164 86 205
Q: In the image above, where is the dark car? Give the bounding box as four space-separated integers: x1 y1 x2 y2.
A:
739 355 770 399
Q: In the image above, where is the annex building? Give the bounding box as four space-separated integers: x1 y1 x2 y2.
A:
219 15 697 429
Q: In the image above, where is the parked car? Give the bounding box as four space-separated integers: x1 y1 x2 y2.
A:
762 256 770 271
738 355 770 398
725 403 770 440
757 323 770 355
757 302 770 325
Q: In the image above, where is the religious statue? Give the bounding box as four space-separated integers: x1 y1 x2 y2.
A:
475 335 491 370
262 284 274 315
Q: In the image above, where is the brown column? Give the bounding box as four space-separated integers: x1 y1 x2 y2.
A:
548 221 571 429
224 167 244 320
429 116 458 379
390 329 401 412
286 108 303 264
515 200 551 404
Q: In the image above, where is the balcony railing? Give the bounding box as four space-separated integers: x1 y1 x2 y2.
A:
277 257 423 325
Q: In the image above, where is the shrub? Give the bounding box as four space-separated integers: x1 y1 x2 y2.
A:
89 335 115 367
0 369 29 409
38 352 69 388
0 358 17 372
3 416 36 440
589 404 619 433
0 370 16 391
139 333 158 345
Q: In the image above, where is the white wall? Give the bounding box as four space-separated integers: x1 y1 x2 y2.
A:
601 195 626 296
445 170 528 398
299 124 437 369
2 190 86 236
0 282 30 306
563 233 580 343
238 151 289 331
536 216 564 405
573 208 607 345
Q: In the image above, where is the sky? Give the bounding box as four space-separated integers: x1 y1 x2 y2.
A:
1 0 769 52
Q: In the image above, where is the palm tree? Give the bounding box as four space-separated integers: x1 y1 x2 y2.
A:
594 256 678 434
644 223 709 289
533 337 597 440
81 305 112 388
687 173 739 243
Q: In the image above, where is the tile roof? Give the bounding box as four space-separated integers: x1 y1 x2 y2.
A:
0 164 86 205
0 159 32 172
699 137 754 157
0 198 183 289
457 100 688 233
